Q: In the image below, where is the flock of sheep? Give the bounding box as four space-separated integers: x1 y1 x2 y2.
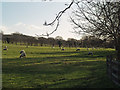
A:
3 46 93 58
61 47 93 55
3 46 26 58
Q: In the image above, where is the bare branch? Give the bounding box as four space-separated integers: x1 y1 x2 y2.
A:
40 0 75 37
70 1 120 39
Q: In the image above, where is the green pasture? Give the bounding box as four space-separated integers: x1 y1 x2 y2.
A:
2 44 119 88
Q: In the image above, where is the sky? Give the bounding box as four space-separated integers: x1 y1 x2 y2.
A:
0 0 82 40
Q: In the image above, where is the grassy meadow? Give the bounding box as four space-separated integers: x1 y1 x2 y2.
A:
2 43 119 88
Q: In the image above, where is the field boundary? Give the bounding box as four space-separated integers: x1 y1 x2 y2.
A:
106 55 120 86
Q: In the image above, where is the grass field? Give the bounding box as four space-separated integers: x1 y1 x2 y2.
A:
2 43 119 88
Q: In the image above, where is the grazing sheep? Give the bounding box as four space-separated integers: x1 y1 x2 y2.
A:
88 52 93 55
20 50 26 58
76 49 80 51
3 46 8 50
52 46 55 48
61 47 65 51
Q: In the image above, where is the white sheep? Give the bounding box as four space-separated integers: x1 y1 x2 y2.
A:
61 47 65 51
3 46 8 50
20 50 26 58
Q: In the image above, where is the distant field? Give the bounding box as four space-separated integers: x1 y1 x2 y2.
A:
2 44 119 88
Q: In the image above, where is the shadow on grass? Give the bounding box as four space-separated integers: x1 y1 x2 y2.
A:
2 50 118 88
2 50 109 75
29 51 82 55
28 50 115 58
2 57 119 88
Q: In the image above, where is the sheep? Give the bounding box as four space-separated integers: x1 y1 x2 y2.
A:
76 49 80 51
61 47 65 51
3 46 8 50
88 52 93 55
52 46 55 48
20 50 26 58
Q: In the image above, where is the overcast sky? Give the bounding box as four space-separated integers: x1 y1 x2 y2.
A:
0 0 82 40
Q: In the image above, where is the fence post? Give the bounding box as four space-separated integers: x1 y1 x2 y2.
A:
117 61 120 85
106 55 112 79
106 55 120 86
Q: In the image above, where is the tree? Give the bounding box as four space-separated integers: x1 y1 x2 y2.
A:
0 31 4 35
70 1 120 60
67 38 78 47
42 0 120 60
55 36 63 40
6 37 10 44
57 40 62 48
47 37 55 46
81 35 103 48
55 36 63 48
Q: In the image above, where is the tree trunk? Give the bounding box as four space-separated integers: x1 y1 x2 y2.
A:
115 35 120 61
117 7 120 61
117 48 120 61
117 35 120 61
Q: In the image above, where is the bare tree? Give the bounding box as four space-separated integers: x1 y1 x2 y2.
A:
42 0 120 60
70 0 120 60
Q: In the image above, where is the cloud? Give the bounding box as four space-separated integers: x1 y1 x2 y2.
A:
0 26 7 31
0 20 81 40
15 22 26 26
12 22 44 36
28 25 41 30
15 22 41 30
0 22 55 36
0 25 10 33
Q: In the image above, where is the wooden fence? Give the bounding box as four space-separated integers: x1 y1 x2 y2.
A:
106 55 120 86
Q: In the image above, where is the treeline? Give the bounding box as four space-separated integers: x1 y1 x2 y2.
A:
1 33 115 48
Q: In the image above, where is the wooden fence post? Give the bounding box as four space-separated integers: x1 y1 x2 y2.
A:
106 55 120 86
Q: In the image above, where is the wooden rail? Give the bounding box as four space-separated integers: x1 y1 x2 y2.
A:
106 55 120 86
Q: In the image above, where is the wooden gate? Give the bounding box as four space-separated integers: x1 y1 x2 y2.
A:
106 55 120 86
